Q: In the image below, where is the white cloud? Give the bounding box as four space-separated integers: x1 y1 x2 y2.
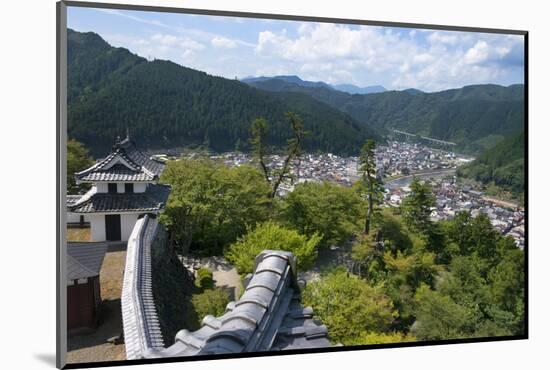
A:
180 39 205 50
428 31 459 44
413 53 435 64
464 40 489 64
151 33 178 45
253 23 523 91
92 11 523 92
96 8 170 29
181 50 195 60
211 36 238 49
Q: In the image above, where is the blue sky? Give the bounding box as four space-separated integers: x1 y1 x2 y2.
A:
67 7 524 92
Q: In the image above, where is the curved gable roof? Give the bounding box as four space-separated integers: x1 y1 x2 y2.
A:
75 137 165 183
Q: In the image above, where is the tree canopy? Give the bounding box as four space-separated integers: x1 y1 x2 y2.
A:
159 159 272 255
225 221 321 274
279 181 364 247
401 177 436 235
302 267 399 345
66 138 94 194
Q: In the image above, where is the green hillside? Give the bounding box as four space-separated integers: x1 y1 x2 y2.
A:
457 130 525 195
67 29 379 156
247 79 525 154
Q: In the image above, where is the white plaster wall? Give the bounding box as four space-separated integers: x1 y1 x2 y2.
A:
134 183 147 193
95 183 107 193
66 213 89 223
67 212 80 223
94 182 149 193
84 213 140 242
89 214 106 242
121 213 140 241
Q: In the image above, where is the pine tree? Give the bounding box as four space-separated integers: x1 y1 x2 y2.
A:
401 177 436 234
358 139 384 235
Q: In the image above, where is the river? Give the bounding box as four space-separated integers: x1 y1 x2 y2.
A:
384 169 457 190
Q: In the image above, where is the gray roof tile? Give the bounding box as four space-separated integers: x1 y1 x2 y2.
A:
76 137 165 183
121 225 333 360
67 242 108 281
68 183 170 213
155 250 333 357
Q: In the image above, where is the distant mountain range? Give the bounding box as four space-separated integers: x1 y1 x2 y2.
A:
241 75 387 95
245 76 524 154
67 29 524 158
67 29 379 156
332 83 387 95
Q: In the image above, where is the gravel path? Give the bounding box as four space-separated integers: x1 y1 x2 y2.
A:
181 255 242 300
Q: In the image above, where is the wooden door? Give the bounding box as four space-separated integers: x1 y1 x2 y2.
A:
105 214 121 241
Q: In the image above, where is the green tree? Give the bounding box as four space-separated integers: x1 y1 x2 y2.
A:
250 118 270 184
191 288 230 320
250 112 305 198
487 247 525 334
225 221 321 274
302 267 397 345
66 138 94 194
346 331 417 346
443 212 500 265
159 159 272 255
412 284 475 340
351 233 386 282
357 139 384 235
401 177 436 234
280 181 364 247
351 210 417 283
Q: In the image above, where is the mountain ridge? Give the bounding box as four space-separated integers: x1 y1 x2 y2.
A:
67 29 380 156
241 75 387 95
457 130 525 196
245 77 524 154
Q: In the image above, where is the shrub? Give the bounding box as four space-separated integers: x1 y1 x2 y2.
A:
225 221 321 274
195 267 214 289
191 288 230 321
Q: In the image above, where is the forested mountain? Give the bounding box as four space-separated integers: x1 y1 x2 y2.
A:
458 130 525 195
67 29 379 156
241 75 386 94
246 78 524 154
241 75 333 90
332 83 386 94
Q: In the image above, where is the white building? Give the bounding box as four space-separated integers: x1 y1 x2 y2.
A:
67 135 170 242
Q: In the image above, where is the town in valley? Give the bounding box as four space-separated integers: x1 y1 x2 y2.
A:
151 140 525 249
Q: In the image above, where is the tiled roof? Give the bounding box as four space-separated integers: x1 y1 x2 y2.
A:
68 184 170 213
161 251 332 357
75 137 165 183
67 242 108 281
66 195 82 207
121 222 333 361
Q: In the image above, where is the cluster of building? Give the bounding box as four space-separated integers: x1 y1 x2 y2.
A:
195 142 522 248
200 152 360 195
191 141 471 189
384 177 525 249
374 140 473 178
